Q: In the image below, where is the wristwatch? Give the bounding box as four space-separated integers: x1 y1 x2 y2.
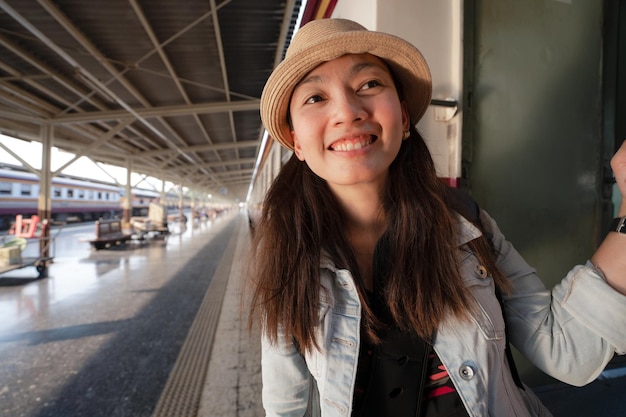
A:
610 217 626 234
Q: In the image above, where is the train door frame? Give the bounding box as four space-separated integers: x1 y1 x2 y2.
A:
462 0 617 386
603 0 625 222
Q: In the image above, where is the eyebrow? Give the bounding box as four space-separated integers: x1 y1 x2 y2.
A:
296 59 388 88
297 74 323 86
351 61 386 76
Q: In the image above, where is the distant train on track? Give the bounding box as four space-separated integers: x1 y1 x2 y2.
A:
0 165 190 230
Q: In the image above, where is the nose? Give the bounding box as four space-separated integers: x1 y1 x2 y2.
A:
330 92 367 126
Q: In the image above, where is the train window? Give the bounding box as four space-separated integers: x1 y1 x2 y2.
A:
0 182 11 195
98 191 102 199
105 192 110 200
67 188 74 198
53 187 62 197
87 190 94 200
78 189 85 199
20 184 31 196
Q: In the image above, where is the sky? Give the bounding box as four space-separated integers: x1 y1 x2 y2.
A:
0 133 167 191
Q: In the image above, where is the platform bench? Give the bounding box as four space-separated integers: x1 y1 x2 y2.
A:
89 219 132 250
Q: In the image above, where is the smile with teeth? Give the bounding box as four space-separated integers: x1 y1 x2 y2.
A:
329 135 377 151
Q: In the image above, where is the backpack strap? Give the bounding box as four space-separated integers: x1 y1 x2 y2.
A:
444 187 525 390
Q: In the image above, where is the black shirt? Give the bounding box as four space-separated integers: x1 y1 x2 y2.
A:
351 236 469 417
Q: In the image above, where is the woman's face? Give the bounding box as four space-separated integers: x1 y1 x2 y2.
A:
289 53 409 194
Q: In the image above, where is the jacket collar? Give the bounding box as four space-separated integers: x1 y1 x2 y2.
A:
455 213 483 246
320 214 482 271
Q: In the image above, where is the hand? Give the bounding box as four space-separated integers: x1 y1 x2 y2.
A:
612 140 626 216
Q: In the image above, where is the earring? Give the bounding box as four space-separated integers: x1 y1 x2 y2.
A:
402 130 410 140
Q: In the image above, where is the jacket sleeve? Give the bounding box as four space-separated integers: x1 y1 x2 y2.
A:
261 328 311 417
481 210 626 386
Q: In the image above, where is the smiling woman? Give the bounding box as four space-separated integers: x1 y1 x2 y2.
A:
248 18 626 417
289 54 408 195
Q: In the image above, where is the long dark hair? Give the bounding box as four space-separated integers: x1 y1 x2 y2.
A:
248 125 507 352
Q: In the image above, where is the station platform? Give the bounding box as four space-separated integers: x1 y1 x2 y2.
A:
1 209 625 417
0 210 262 417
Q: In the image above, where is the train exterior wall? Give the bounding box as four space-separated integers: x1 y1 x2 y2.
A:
0 166 178 230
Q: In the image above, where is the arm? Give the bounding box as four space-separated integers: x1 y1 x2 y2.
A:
591 140 626 294
261 329 311 417
481 210 626 386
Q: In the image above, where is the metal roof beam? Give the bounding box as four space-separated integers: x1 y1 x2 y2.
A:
35 0 206 171
211 168 255 177
0 108 46 124
52 119 134 176
129 0 217 157
0 33 108 113
136 140 259 157
208 0 238 155
51 100 261 124
195 158 256 169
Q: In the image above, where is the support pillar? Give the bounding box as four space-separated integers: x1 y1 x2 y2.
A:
160 181 166 207
178 183 184 223
191 192 197 222
123 159 132 223
38 124 53 261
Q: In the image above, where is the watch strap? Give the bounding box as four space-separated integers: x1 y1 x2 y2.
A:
610 217 626 234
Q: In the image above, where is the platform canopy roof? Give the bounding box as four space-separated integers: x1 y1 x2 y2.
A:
0 0 307 202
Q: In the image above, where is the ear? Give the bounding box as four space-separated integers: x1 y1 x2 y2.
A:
401 101 411 132
292 131 305 161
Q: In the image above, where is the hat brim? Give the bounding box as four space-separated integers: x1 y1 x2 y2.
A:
260 30 432 150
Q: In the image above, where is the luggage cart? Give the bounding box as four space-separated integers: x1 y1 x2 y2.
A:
0 218 64 278
0 255 53 278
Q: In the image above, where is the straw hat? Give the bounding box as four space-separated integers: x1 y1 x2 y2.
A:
260 18 432 150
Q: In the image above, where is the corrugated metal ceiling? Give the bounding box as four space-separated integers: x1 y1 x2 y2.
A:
0 0 302 202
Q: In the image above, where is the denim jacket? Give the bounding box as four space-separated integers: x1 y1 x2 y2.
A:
261 211 626 417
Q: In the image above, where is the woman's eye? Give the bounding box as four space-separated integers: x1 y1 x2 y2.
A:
305 95 324 104
360 80 382 91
